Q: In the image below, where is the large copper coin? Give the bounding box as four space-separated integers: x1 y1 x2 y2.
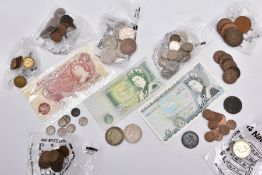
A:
48 150 60 162
14 75 27 88
234 16 252 34
217 18 233 33
213 50 225 64
219 53 233 68
223 68 240 84
105 127 124 146
224 28 243 47
119 38 137 55
50 152 64 172
38 151 51 169
50 31 62 43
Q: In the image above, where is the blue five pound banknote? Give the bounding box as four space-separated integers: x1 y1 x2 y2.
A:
139 63 224 143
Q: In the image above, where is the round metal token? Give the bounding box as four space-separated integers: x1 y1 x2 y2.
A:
58 117 68 127
223 96 242 114
124 124 142 143
38 151 51 169
57 127 67 137
14 75 27 88
71 108 80 117
79 117 88 126
66 124 76 133
181 131 199 148
105 127 124 146
46 125 56 136
233 140 251 159
174 117 186 128
22 57 35 69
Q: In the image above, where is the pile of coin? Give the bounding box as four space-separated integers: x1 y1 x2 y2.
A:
10 54 36 88
213 50 241 84
217 16 252 47
38 145 69 172
105 124 142 146
46 108 89 137
202 109 237 142
40 8 76 43
157 33 194 79
99 23 137 64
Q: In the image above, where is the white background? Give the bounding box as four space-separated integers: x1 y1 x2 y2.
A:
1 0 262 174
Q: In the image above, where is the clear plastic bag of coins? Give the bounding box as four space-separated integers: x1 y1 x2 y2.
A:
27 132 100 175
31 6 92 55
3 38 41 90
212 0 262 54
204 123 262 175
152 19 210 79
97 0 140 64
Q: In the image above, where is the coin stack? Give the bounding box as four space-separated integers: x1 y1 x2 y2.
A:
38 145 69 172
99 23 137 64
40 8 76 43
10 55 36 88
202 109 237 142
157 33 194 79
217 16 252 47
213 50 241 84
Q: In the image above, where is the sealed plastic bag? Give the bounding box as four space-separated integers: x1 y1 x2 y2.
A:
27 132 100 175
32 7 92 55
213 0 262 54
3 38 41 90
152 19 209 79
205 123 262 175
96 0 140 64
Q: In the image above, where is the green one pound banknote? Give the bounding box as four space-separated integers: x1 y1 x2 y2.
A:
139 63 224 143
85 59 162 129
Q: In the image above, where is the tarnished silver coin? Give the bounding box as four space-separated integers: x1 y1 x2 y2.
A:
233 140 251 159
54 8 66 18
179 54 191 63
124 124 142 143
181 131 199 149
46 125 56 136
158 57 168 67
167 50 178 61
164 60 180 73
79 117 88 126
161 68 173 79
101 35 118 49
174 117 186 128
118 26 136 40
58 117 68 127
100 48 117 64
105 127 124 146
66 124 76 133
62 115 71 124
57 127 67 137
169 41 181 51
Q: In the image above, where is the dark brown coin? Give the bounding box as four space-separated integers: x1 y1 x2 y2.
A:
234 16 252 34
219 53 233 68
208 121 219 130
219 125 230 135
48 150 60 162
202 109 216 121
213 50 225 64
217 18 233 33
170 34 181 42
38 151 51 169
71 108 80 117
59 145 69 157
222 59 237 71
226 120 237 130
10 56 23 70
60 15 75 28
56 25 67 35
221 23 238 36
50 152 64 172
120 38 137 55
223 68 240 84
224 27 243 47
50 31 62 43
204 131 215 142
224 96 242 114
14 75 27 88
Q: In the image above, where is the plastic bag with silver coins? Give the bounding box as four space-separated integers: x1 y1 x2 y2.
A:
204 123 262 175
27 132 100 175
152 18 210 79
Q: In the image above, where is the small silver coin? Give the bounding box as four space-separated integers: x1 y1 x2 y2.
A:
164 60 180 73
100 48 117 64
58 117 68 127
57 127 67 137
66 124 76 133
167 50 178 61
101 35 118 49
54 8 66 18
46 125 56 136
181 131 199 149
62 115 71 124
79 117 88 126
179 54 191 63
233 140 251 159
158 57 168 67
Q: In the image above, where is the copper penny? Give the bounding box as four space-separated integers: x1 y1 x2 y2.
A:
60 15 75 28
208 121 219 130
59 145 69 157
213 50 225 64
50 152 64 172
204 131 215 142
215 133 223 141
56 25 67 35
223 68 240 84
219 115 226 125
221 23 238 37
217 18 233 33
119 38 137 55
224 28 243 47
222 59 237 71
14 75 27 88
214 113 223 123
50 31 62 43
38 151 51 169
219 125 230 135
226 120 237 130
202 109 216 121
48 150 60 162
211 129 220 140
219 53 233 68
234 16 252 34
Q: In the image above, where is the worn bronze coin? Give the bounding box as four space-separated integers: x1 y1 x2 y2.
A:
223 96 242 114
215 133 223 141
38 151 51 169
217 18 233 33
105 127 124 146
223 68 239 84
226 120 237 130
202 109 216 121
219 53 233 68
221 23 238 37
234 16 252 34
50 31 62 43
10 56 23 70
50 153 64 172
14 75 27 88
214 113 223 123
204 131 215 142
222 59 237 71
59 145 69 157
60 15 75 28
119 38 137 55
219 124 230 135
224 27 243 47
48 150 60 162
208 121 219 130
213 50 225 64
56 25 67 35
